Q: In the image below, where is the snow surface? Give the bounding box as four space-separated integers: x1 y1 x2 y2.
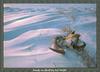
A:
4 4 96 68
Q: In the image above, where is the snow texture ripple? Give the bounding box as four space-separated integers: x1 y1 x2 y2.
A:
4 4 96 68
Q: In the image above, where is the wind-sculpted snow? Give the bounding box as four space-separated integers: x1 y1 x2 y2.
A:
4 4 96 68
